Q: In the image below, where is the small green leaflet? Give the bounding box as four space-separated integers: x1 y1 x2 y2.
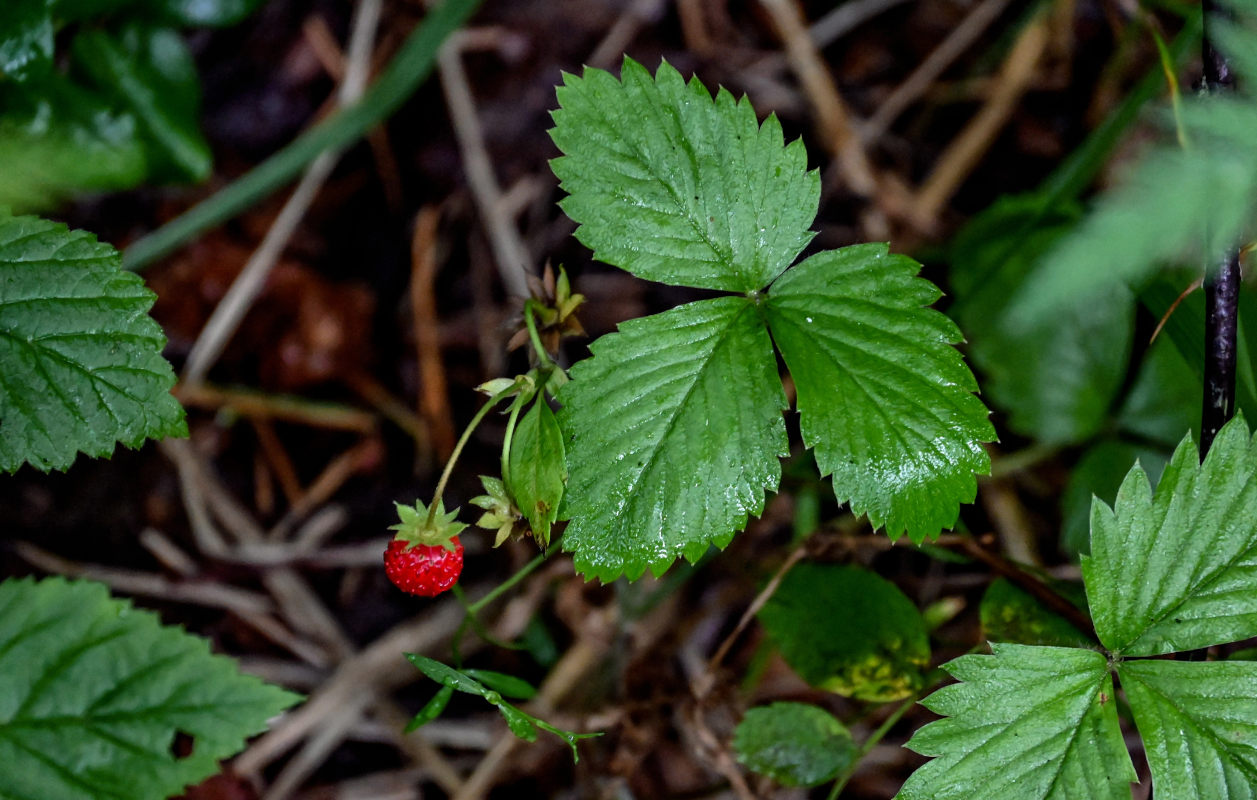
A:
902 417 1257 798
765 245 994 538
1120 660 1257 796
551 59 993 579
732 702 856 788
550 57 818 294
900 644 1132 800
759 563 930 702
507 393 566 548
1084 416 1257 656
0 577 301 800
405 654 599 761
559 296 787 581
0 210 186 472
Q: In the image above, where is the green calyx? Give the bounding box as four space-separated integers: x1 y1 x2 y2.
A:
469 475 529 548
390 499 467 551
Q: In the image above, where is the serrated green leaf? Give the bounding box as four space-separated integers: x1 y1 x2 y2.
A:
949 195 1134 444
0 577 301 800
0 0 53 80
732 702 856 788
1060 440 1168 558
759 563 930 702
558 296 787 581
0 210 186 473
980 577 1092 648
1120 659 1257 798
899 643 1133 800
507 394 565 548
764 244 994 541
72 23 211 182
1084 416 1257 656
0 72 148 213
550 57 818 293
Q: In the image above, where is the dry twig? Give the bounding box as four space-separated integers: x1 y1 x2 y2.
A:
911 11 1050 227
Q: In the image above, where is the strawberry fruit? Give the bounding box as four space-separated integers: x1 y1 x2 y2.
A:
384 537 464 597
386 499 468 597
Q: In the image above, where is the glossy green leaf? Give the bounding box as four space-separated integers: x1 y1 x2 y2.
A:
980 578 1092 648
72 24 211 182
1059 440 1167 558
405 654 599 761
949 195 1133 444
732 702 856 788
463 669 537 701
0 0 53 80
404 685 453 732
1084 417 1257 656
550 57 818 293
0 73 148 212
899 644 1133 800
759 563 930 702
1120 659 1257 797
764 244 994 541
507 394 565 548
0 577 301 800
0 210 186 473
558 296 787 581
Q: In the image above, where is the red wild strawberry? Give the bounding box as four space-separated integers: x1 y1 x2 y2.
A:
384 538 464 597
386 498 468 597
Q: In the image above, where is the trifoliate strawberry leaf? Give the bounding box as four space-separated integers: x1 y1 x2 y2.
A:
760 563 930 702
0 577 301 800
733 702 856 788
0 210 186 473
1084 416 1257 656
1120 659 1257 797
507 393 566 548
764 244 995 541
899 643 1133 800
557 295 787 581
550 57 818 293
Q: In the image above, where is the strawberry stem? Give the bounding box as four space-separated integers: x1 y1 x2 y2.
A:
427 382 522 527
500 394 526 489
